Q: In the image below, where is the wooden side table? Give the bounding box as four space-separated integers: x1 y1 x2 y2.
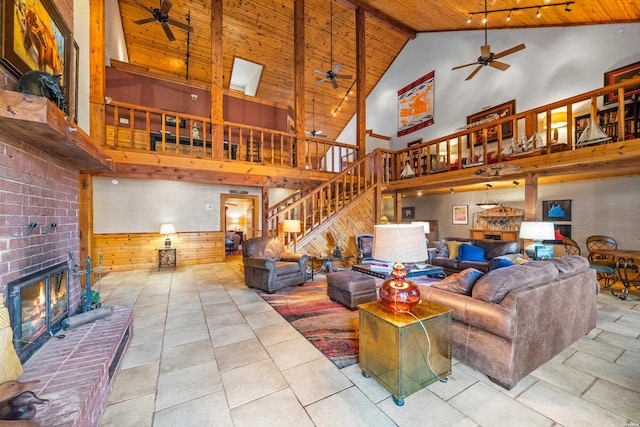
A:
158 248 177 270
359 301 452 406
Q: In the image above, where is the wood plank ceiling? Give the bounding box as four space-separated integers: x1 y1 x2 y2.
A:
116 0 639 141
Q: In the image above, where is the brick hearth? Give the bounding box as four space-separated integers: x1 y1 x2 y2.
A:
19 305 133 426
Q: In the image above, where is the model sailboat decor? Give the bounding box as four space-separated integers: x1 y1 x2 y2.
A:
576 118 612 147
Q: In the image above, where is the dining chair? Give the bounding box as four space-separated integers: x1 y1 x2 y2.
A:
586 235 618 268
564 237 617 291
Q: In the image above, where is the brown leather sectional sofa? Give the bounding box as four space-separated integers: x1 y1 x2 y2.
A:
419 255 598 389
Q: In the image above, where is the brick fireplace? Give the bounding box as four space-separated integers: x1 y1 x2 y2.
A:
0 129 131 425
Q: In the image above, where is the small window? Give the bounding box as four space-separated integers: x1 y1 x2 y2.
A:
229 57 264 97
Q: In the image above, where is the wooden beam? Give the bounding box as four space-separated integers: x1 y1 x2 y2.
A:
356 7 366 155
294 0 306 168
89 0 106 144
338 0 417 39
211 0 224 160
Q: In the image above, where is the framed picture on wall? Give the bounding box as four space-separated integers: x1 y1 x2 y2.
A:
452 205 468 225
603 61 640 105
402 207 415 220
542 200 571 222
466 99 515 146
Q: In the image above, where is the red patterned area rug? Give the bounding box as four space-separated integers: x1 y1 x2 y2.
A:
257 281 360 369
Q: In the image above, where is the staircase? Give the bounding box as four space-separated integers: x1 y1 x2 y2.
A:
265 150 392 250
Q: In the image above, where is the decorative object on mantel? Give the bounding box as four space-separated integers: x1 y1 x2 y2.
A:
0 390 49 421
0 300 23 383
17 70 67 112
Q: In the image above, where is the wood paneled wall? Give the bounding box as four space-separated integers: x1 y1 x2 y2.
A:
93 231 225 272
298 192 376 266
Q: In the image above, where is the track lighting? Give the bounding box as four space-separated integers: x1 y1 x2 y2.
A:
450 188 455 194
466 2 575 23
512 180 520 186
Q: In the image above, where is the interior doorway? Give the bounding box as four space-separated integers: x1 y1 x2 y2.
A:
221 194 259 256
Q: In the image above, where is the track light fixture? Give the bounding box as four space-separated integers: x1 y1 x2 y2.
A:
450 188 455 194
512 180 520 186
466 1 575 23
332 80 357 116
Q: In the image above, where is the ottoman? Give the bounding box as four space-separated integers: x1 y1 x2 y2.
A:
326 270 377 310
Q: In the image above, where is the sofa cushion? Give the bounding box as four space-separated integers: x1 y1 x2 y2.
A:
447 241 464 259
434 240 449 258
489 258 514 270
432 257 458 270
472 262 559 303
512 256 528 265
473 239 520 260
545 255 590 274
457 244 487 262
431 268 484 295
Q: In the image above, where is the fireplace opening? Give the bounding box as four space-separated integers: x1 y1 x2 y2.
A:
6 262 69 362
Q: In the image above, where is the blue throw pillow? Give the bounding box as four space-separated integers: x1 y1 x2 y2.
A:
457 244 487 262
489 258 514 271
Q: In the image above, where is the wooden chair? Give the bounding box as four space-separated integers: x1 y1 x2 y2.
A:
564 237 617 292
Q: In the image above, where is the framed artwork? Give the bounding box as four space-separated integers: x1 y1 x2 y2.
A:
603 61 640 105
542 200 572 222
466 99 515 146
544 224 571 244
402 207 415 220
1 0 71 109
452 205 468 225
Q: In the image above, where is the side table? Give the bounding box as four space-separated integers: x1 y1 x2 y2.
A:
158 248 177 270
359 301 452 406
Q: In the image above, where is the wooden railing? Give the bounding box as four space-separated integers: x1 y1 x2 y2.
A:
390 76 640 180
103 100 359 172
265 150 394 248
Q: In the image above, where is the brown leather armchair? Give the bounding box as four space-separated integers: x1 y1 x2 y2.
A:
242 237 308 293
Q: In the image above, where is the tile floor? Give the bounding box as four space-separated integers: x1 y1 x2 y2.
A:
98 259 640 427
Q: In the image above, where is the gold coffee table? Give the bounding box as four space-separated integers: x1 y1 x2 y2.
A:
359 300 452 406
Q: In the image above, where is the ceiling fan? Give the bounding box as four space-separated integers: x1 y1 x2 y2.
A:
131 0 193 42
314 0 352 89
305 98 325 137
452 0 525 81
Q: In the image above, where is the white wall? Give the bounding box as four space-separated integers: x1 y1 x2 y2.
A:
338 23 640 148
93 177 262 233
404 176 640 252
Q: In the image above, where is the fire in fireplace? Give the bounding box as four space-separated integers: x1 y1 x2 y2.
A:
6 263 69 362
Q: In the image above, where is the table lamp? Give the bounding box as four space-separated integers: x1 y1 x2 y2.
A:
283 219 301 252
159 223 176 249
519 221 554 259
373 224 428 313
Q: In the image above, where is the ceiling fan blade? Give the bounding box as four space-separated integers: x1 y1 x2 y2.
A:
490 61 510 71
480 45 491 59
315 78 329 85
161 22 176 41
134 17 157 25
466 66 483 81
335 74 352 79
494 44 526 59
313 69 326 75
331 78 339 89
332 63 342 74
159 0 173 15
167 19 193 32
452 61 479 71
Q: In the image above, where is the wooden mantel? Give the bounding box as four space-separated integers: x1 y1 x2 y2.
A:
0 88 112 171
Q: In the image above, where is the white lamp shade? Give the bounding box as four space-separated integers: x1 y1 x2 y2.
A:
283 219 301 233
159 223 176 235
373 224 427 263
411 221 430 234
519 221 554 241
